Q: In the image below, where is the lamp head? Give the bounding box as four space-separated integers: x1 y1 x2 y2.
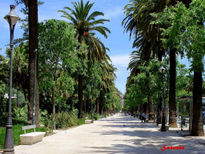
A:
4 5 20 26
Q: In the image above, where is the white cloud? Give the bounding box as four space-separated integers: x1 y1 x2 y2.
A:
109 53 131 94
110 54 130 67
104 7 123 19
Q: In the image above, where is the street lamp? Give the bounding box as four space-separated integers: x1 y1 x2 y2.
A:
159 66 167 132
3 5 20 154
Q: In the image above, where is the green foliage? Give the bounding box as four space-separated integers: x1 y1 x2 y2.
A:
84 61 102 101
13 106 27 122
176 62 191 97
77 118 85 125
152 0 205 72
43 111 78 130
0 2 121 126
38 19 81 113
125 59 167 110
58 0 110 62
55 112 78 129
43 114 54 132
0 82 8 125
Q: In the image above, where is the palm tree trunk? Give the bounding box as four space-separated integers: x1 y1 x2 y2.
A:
191 71 204 136
169 48 177 127
78 74 83 118
35 79 39 125
28 0 39 125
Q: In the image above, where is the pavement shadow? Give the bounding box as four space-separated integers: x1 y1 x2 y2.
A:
89 114 205 154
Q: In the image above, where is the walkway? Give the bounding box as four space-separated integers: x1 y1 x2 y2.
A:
15 113 205 154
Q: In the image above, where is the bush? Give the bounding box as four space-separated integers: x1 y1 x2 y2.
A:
78 118 85 125
93 114 100 120
43 114 54 132
55 112 78 129
13 106 27 122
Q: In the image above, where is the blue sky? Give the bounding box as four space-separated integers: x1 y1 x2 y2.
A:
0 0 191 94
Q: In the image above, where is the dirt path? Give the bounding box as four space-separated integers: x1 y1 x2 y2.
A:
15 113 205 154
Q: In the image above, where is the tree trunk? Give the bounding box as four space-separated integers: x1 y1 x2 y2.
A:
52 87 56 129
86 99 90 113
35 79 39 125
28 0 39 125
78 74 83 118
96 99 99 114
156 55 162 125
147 73 154 121
99 92 104 115
148 96 154 121
191 71 204 136
169 48 177 127
157 96 162 125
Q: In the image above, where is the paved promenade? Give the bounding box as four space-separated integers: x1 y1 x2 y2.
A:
15 113 205 154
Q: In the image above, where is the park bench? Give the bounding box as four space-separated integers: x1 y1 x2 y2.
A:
85 120 93 124
20 125 45 145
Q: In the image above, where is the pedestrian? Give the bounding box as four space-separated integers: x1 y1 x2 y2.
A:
142 113 147 123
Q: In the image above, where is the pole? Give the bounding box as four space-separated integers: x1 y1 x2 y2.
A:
3 24 15 154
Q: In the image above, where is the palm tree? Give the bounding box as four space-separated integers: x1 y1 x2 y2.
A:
123 0 167 124
16 0 39 125
58 0 110 118
27 0 39 125
128 50 155 120
98 57 116 114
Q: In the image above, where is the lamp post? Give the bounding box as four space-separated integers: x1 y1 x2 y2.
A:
159 66 167 132
3 5 20 154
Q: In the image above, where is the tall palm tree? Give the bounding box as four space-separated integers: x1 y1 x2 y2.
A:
123 0 167 125
128 50 155 120
97 56 116 114
58 0 110 118
16 0 39 125
27 0 39 125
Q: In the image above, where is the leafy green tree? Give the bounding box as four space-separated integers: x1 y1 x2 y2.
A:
38 19 80 129
152 0 205 135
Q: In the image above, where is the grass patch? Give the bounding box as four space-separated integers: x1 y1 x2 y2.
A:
0 125 47 150
78 118 85 125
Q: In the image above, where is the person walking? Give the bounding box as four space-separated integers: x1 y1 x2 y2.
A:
142 113 147 123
